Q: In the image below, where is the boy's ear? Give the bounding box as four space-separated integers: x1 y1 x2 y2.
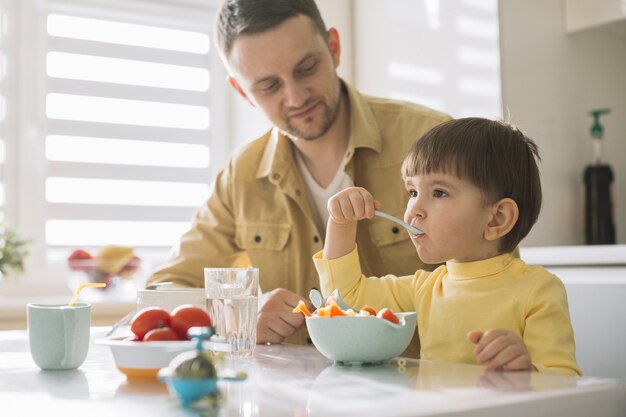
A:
227 76 256 107
484 198 518 242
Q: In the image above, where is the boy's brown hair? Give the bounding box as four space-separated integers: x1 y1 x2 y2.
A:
215 0 328 59
401 117 542 254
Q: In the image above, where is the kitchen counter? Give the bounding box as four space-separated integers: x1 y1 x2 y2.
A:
520 245 626 380
1 328 624 417
520 245 626 267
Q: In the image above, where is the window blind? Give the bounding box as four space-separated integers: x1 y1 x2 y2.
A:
39 0 217 256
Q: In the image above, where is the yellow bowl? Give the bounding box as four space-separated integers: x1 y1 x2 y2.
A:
95 338 195 381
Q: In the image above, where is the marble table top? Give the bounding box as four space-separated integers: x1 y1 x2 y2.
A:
1 328 624 417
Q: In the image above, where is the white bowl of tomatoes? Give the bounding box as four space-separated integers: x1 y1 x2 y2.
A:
301 301 417 366
96 305 212 380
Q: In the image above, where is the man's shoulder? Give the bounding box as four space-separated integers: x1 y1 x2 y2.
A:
363 93 451 125
226 130 273 176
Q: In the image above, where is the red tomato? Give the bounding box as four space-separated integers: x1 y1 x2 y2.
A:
143 327 180 341
170 305 212 340
376 308 400 324
361 305 377 316
130 307 171 340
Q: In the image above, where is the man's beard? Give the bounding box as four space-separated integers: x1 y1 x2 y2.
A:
282 92 342 141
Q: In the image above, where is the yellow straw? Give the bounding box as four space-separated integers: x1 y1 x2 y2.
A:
68 283 107 306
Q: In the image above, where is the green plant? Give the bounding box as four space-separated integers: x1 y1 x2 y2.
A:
0 226 29 276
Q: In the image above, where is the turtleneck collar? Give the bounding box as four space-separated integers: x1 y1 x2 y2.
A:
445 253 516 281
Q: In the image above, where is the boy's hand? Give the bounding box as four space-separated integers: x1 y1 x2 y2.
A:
327 187 380 225
468 329 534 371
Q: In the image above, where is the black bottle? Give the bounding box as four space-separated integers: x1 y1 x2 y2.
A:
584 109 615 245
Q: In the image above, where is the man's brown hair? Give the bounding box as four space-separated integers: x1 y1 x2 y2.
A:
402 117 542 254
215 0 328 58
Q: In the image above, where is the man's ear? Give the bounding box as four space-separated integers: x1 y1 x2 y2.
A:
227 76 255 107
327 28 341 68
484 198 519 242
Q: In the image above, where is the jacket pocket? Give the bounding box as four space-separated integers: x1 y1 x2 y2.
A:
235 222 291 251
235 222 291 291
368 210 412 247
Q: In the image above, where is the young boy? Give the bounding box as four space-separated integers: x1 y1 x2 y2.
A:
313 117 581 376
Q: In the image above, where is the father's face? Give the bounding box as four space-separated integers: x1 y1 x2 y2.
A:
226 15 342 141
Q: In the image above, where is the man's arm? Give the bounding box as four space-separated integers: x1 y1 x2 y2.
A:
147 166 245 288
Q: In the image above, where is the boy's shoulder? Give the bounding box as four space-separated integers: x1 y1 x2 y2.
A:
513 258 567 291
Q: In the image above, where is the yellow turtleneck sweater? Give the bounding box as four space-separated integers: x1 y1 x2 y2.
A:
313 248 581 376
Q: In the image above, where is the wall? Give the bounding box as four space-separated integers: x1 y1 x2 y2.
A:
351 0 502 119
499 0 626 246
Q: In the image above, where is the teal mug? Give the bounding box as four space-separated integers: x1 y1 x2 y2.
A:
27 303 91 370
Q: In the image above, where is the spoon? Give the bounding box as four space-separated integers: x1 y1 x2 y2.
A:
309 288 353 311
146 281 174 290
374 210 423 235
68 283 107 306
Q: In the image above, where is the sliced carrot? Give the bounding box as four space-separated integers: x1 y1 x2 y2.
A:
315 305 328 316
328 303 346 317
292 300 312 317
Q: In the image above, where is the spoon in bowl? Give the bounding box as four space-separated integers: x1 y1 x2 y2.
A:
374 210 423 235
309 288 353 311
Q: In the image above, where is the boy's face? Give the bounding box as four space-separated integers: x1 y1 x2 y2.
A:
226 15 342 141
403 172 497 264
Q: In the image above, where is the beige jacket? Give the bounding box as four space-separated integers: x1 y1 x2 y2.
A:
147 81 451 347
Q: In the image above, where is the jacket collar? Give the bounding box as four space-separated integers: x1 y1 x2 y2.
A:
344 80 382 154
256 79 382 180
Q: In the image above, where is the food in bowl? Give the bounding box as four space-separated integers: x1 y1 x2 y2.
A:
295 298 416 365
293 298 400 323
95 337 196 380
129 305 212 341
306 312 416 366
96 305 214 380
67 245 140 286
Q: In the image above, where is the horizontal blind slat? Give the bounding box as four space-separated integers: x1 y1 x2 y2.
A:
47 203 198 221
47 120 211 145
47 36 209 68
47 78 210 106
47 161 212 183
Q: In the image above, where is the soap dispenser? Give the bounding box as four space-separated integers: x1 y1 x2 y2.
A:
583 108 615 244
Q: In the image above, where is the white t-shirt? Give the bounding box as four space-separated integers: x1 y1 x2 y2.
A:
294 148 353 240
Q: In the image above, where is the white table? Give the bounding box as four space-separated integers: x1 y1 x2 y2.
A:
1 328 624 417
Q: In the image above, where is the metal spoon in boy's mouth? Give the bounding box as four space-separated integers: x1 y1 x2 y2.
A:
374 210 423 235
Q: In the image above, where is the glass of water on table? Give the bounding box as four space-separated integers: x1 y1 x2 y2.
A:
204 267 259 358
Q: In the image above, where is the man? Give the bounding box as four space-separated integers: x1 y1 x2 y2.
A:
147 0 451 350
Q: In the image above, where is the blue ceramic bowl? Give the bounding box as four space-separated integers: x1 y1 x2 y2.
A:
306 312 417 366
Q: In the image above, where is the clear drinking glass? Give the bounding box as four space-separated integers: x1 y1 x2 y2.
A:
204 267 259 358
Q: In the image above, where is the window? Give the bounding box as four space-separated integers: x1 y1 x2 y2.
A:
0 1 17 225
353 0 501 119
1 0 228 294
